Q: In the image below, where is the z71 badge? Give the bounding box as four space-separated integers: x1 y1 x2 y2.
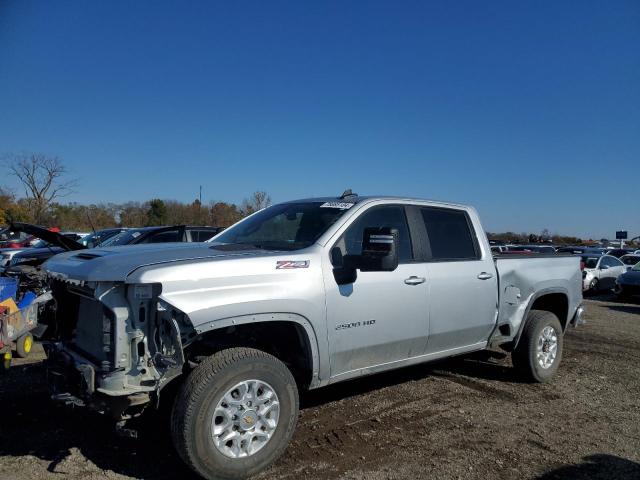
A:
276 260 310 269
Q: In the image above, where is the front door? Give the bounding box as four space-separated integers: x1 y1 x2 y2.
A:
323 205 429 378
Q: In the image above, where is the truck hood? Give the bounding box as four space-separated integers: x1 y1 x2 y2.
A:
43 242 288 283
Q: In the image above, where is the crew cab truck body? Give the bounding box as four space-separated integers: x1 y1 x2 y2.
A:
43 195 584 480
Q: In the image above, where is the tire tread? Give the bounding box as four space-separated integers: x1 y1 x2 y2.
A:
171 347 297 479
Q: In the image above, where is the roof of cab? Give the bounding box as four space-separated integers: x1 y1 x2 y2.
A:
282 195 471 210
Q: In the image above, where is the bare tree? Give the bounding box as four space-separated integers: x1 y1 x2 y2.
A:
5 153 77 224
241 190 272 215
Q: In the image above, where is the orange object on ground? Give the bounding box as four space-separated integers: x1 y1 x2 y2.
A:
0 298 18 314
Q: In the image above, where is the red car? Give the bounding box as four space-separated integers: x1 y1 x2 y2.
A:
0 227 60 248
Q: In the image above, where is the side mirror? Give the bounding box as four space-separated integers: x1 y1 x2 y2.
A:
359 227 399 272
331 247 357 285
600 265 609 270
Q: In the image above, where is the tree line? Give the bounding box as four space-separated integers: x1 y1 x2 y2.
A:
0 153 270 230
0 153 631 245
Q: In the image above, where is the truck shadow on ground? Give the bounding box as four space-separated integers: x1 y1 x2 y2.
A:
535 454 640 479
300 350 518 409
0 363 198 479
0 351 520 479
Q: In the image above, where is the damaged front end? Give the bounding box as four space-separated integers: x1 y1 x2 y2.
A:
46 277 194 422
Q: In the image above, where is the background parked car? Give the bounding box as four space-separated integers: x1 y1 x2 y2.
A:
605 248 635 258
6 232 89 269
506 245 556 254
8 225 221 270
556 246 603 254
580 254 627 293
100 225 222 247
614 263 640 300
620 254 640 271
79 228 128 248
0 230 36 248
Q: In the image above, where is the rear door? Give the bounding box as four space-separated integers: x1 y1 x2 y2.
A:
417 206 498 353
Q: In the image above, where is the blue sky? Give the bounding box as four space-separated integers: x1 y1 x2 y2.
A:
0 1 638 239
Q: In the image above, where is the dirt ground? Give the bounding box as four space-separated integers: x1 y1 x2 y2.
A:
1 294 639 480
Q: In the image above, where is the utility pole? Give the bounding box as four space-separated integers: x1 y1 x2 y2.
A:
199 185 202 205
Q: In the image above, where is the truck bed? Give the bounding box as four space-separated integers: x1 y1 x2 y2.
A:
491 254 582 347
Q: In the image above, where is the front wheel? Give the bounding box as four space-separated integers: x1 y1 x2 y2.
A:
512 310 564 383
171 348 299 480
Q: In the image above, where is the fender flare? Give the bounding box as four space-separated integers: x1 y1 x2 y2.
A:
512 287 570 350
194 312 322 388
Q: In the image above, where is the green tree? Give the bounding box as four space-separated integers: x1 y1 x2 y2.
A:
146 199 167 226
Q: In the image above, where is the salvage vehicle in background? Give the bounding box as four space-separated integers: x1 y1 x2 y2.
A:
556 246 600 254
43 193 583 480
79 228 127 248
0 229 37 248
506 245 556 254
620 254 640 271
3 224 224 319
100 225 222 246
604 248 634 258
6 230 89 271
580 253 626 293
614 263 640 300
7 224 222 271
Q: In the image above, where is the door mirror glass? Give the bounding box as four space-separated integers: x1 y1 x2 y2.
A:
331 247 357 285
359 227 399 272
600 264 609 270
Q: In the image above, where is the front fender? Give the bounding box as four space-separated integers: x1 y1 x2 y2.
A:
194 312 324 388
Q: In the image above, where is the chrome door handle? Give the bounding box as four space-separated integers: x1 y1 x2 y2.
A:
404 276 426 285
477 272 494 280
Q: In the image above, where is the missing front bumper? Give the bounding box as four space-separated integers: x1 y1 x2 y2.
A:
46 345 151 419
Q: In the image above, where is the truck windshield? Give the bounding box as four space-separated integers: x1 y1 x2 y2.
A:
211 202 352 251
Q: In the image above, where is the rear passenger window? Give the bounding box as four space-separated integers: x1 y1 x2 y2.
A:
421 207 479 261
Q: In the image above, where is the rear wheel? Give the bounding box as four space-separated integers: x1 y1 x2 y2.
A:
15 333 33 358
171 348 299 480
512 310 563 383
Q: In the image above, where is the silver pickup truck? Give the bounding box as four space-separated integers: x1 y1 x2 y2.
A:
43 193 583 480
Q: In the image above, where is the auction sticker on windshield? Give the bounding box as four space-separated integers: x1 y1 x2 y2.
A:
320 202 354 209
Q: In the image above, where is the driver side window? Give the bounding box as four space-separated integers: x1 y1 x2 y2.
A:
338 205 413 262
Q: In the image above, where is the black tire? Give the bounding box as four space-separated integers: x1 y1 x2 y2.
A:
15 332 33 358
614 285 631 301
171 348 299 480
512 310 563 383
